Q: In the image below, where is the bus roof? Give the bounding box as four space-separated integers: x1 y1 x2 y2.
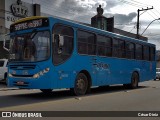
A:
12 16 48 25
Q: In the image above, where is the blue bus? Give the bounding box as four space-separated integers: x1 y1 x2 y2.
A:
5 16 156 95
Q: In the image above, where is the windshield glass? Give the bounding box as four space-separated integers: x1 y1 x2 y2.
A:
9 31 50 62
0 61 4 67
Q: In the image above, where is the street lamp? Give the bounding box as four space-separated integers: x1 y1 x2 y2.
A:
141 18 160 35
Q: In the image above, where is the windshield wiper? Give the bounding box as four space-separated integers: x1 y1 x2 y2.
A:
30 29 37 39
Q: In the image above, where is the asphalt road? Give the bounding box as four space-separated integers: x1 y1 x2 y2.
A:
0 80 160 119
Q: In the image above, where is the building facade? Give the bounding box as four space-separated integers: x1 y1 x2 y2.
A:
0 0 40 58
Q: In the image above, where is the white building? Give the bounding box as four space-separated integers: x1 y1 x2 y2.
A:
0 0 40 58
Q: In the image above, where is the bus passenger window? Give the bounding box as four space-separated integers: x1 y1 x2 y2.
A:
126 42 135 59
143 46 149 61
97 35 112 57
119 40 125 58
77 30 96 55
97 35 106 56
150 47 155 61
135 44 142 60
105 37 112 57
112 38 119 58
88 36 96 55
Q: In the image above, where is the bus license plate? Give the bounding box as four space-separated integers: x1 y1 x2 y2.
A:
17 81 24 85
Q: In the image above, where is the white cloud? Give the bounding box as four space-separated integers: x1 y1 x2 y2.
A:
22 0 160 48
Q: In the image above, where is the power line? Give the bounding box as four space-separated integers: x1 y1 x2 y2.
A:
118 0 160 20
129 22 137 33
130 0 160 17
129 0 152 7
147 11 160 24
117 0 144 8
129 26 136 32
150 10 160 19
42 0 160 20
141 18 160 35
30 0 160 33
154 8 160 16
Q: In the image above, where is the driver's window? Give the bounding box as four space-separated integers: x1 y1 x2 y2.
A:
52 24 74 65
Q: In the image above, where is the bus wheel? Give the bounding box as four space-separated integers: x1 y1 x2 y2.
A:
73 73 88 96
40 89 53 93
130 72 139 89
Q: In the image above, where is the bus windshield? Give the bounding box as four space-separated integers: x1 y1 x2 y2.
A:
9 31 50 62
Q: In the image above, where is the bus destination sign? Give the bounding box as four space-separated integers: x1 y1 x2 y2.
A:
10 18 49 32
15 19 42 31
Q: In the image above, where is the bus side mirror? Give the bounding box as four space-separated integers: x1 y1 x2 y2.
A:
53 34 64 54
3 34 10 52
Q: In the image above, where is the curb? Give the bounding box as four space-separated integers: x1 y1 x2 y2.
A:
0 88 19 91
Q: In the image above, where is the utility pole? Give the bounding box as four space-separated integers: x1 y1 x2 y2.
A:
136 6 153 39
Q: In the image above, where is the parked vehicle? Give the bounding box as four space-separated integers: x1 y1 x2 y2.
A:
0 59 8 84
154 68 160 80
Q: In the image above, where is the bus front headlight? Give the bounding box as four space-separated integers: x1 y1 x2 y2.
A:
33 73 40 79
8 73 13 77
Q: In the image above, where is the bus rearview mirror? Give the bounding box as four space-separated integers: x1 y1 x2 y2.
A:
3 34 10 52
53 34 64 54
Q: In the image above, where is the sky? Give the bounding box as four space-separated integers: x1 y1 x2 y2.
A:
22 0 160 49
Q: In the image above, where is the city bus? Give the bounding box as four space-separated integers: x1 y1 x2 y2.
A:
4 16 156 95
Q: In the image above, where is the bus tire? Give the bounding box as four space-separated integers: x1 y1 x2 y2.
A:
130 72 139 89
123 72 139 89
72 73 89 96
40 89 53 93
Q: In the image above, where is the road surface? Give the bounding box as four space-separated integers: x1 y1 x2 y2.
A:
0 80 160 120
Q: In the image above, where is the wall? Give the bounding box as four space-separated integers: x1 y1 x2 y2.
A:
0 0 40 59
0 0 5 34
5 0 34 28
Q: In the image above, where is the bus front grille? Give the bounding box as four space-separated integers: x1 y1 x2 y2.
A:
10 65 36 70
11 74 33 78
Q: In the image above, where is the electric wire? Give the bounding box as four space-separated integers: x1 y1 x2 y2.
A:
130 0 152 7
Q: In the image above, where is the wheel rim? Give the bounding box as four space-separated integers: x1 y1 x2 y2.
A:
75 75 88 95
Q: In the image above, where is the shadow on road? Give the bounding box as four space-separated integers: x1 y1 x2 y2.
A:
0 82 7 88
0 85 149 109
